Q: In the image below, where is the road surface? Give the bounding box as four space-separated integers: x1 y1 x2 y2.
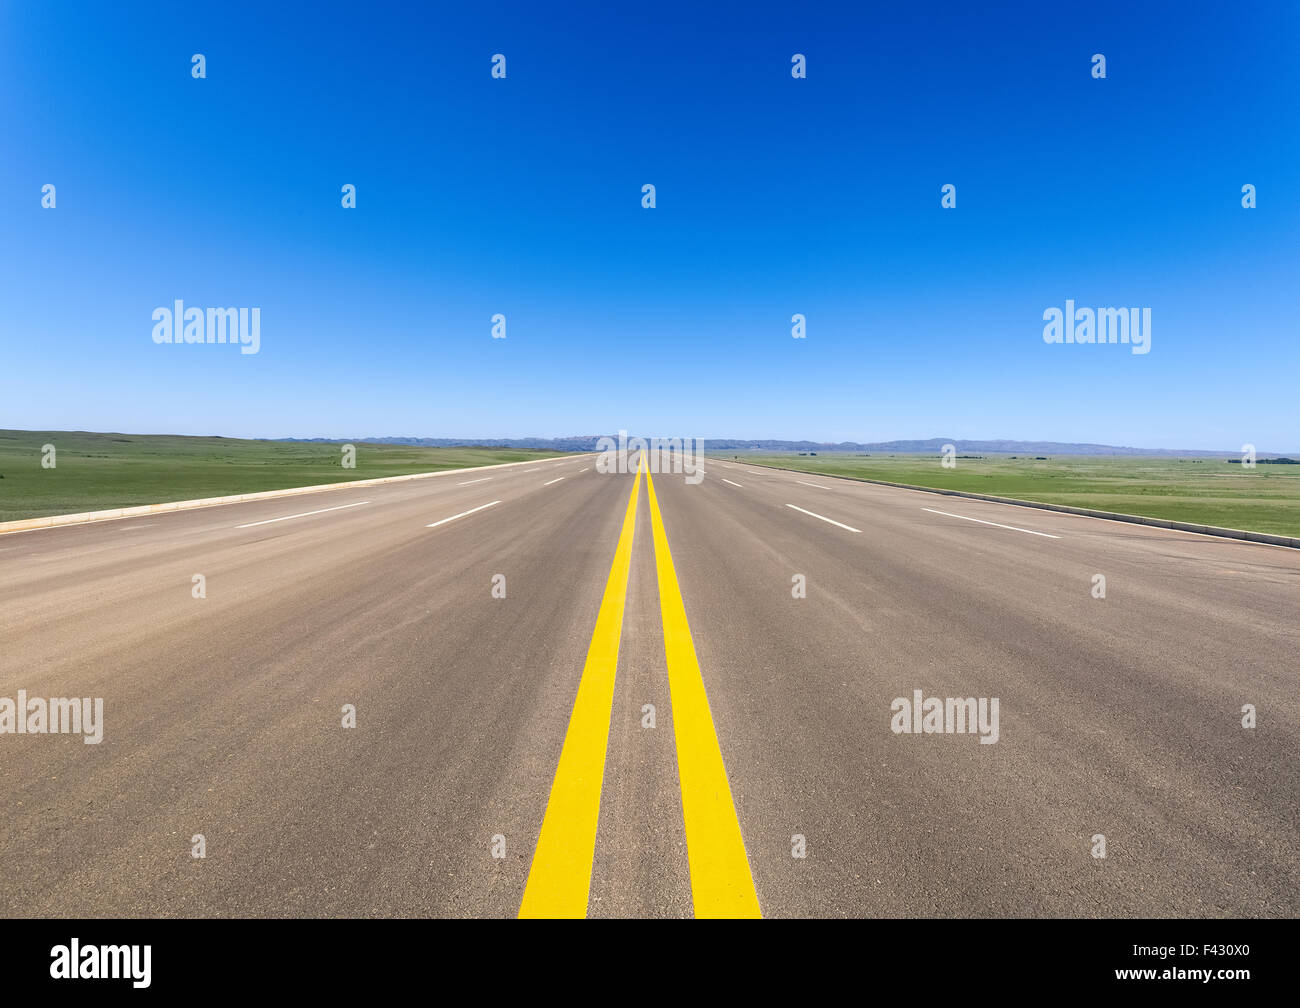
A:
1 454 1296 917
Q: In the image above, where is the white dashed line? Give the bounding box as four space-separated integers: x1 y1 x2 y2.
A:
543 477 564 486
457 477 492 486
722 479 744 488
921 507 1060 539
236 501 370 529
785 504 861 533
426 500 502 528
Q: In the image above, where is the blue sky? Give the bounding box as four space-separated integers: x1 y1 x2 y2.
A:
2 1 1297 449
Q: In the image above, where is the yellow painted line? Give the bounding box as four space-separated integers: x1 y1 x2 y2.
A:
645 468 762 918
518 460 643 918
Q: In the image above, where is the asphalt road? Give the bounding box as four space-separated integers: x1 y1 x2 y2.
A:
1 454 1296 917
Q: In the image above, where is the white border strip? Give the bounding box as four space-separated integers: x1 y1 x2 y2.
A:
724 458 1300 551
0 453 591 537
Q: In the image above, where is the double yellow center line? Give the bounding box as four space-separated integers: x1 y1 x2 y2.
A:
517 462 642 918
644 463 762 918
519 457 760 918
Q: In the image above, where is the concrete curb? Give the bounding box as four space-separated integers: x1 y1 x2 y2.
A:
724 460 1300 550
0 453 591 536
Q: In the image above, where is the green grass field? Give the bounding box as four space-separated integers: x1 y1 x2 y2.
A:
726 453 1300 538
0 430 567 523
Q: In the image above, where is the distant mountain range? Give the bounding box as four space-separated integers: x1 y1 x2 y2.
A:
280 435 1291 457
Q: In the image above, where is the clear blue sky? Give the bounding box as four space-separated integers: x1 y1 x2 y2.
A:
2 1 1297 449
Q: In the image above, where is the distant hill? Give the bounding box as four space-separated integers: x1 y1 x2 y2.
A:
281 435 1289 457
